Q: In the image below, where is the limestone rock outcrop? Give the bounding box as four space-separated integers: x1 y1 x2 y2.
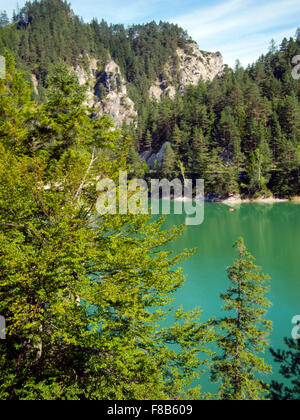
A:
95 60 137 125
74 59 137 126
149 42 224 101
30 43 223 125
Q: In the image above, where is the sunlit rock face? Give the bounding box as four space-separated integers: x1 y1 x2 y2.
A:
149 42 224 101
73 58 137 126
95 60 137 126
33 43 222 125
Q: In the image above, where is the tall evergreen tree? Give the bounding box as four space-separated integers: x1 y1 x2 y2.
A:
0 50 36 153
0 11 9 27
161 142 176 179
211 238 272 400
144 129 152 151
171 124 182 155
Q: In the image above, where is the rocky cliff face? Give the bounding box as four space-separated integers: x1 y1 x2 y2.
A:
149 42 224 101
31 43 223 126
95 60 137 126
74 59 137 126
31 74 39 96
74 57 98 107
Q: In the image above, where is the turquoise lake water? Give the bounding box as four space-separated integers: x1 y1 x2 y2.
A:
161 202 300 393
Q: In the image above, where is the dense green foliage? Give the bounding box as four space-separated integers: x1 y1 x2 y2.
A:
270 338 300 400
0 0 295 401
211 238 272 400
0 53 215 400
0 50 276 403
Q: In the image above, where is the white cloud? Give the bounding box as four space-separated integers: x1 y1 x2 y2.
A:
171 0 300 67
218 27 298 67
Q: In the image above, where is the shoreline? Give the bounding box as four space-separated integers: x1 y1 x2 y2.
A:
170 195 299 204
218 196 290 205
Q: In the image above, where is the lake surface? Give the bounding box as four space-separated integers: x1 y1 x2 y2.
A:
162 202 300 394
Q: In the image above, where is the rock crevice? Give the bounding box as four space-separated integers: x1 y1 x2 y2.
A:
74 59 137 126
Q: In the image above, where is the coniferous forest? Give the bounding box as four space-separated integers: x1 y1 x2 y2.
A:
0 0 299 401
1 0 300 198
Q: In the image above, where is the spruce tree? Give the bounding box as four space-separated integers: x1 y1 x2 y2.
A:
211 238 272 400
271 138 300 197
204 149 227 196
0 50 36 154
127 144 147 178
172 123 182 155
144 129 152 151
0 11 9 27
161 142 176 179
190 127 209 178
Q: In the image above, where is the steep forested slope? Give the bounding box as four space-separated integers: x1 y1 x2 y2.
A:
131 34 300 198
1 0 300 198
0 0 191 98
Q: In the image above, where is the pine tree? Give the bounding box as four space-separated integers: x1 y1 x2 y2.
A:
271 138 300 197
0 11 9 27
219 106 244 166
270 112 282 160
204 149 227 196
280 93 300 143
246 126 273 197
211 238 272 400
127 144 147 178
144 130 152 151
161 142 176 179
189 127 209 178
171 123 182 154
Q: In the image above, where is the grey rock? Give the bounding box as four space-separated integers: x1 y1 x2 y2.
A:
149 42 224 101
142 142 170 169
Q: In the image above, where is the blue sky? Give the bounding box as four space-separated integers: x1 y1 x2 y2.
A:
1 0 300 67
